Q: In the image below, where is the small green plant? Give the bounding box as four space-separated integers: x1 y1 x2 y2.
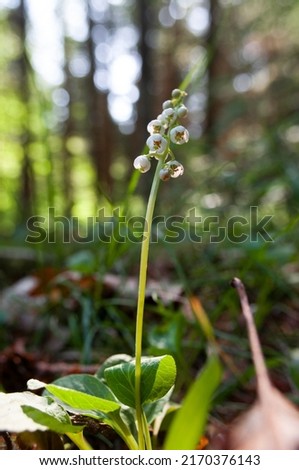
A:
132 88 189 449
0 85 222 451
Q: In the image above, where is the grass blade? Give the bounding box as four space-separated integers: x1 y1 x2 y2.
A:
163 354 222 450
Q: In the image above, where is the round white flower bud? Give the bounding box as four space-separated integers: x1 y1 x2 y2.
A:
171 88 187 100
161 107 176 125
177 105 188 118
162 100 173 110
172 89 181 98
133 155 151 173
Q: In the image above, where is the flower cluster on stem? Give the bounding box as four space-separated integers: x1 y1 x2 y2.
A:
133 88 189 450
133 88 189 181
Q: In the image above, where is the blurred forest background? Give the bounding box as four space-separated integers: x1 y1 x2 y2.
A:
1 0 299 431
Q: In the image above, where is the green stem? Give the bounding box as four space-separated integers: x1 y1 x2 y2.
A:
66 431 93 450
135 158 164 449
142 409 152 450
110 413 139 450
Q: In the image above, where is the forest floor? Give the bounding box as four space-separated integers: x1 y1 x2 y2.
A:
1 250 299 450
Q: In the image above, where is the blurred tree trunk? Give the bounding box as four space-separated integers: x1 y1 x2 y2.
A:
157 22 181 105
86 0 114 197
128 0 159 195
204 0 233 156
133 0 180 141
11 0 35 224
134 0 155 153
61 37 75 218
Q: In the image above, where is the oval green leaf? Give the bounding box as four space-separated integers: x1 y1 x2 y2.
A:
104 355 176 408
46 384 120 415
51 374 116 402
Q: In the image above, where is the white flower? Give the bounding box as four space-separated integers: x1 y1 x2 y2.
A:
167 160 184 178
146 134 168 154
170 125 189 145
147 119 163 135
133 155 151 173
159 167 171 181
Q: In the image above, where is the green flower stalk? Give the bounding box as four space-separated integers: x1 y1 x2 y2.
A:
133 88 189 449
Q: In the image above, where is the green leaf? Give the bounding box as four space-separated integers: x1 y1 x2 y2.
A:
104 355 176 408
45 384 121 415
39 374 138 449
22 405 83 434
141 355 177 403
163 354 222 450
143 387 175 424
50 374 116 402
96 354 133 381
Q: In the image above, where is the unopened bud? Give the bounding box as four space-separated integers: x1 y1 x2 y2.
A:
133 155 151 173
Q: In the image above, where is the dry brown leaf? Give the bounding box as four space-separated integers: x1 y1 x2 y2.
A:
228 277 299 450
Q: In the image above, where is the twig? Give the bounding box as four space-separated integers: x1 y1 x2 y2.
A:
231 277 272 396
